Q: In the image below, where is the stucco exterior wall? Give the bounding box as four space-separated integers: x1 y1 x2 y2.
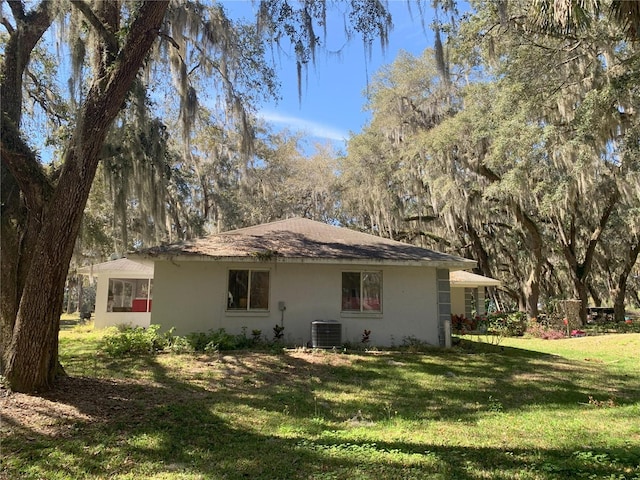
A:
151 260 441 347
451 286 466 317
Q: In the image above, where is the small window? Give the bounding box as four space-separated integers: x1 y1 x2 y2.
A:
108 278 153 312
341 271 382 312
228 270 270 311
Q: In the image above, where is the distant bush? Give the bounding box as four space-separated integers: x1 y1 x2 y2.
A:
585 320 640 335
525 321 566 340
486 311 528 337
452 311 527 337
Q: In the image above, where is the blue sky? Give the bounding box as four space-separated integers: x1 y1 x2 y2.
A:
223 0 435 151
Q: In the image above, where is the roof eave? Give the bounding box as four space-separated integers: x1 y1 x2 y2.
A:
451 280 501 287
130 252 476 269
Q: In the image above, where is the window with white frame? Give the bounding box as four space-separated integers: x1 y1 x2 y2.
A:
227 269 270 311
341 271 382 312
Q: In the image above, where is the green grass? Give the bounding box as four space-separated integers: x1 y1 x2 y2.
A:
2 327 639 480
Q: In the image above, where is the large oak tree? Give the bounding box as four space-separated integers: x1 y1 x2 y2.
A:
2 0 170 393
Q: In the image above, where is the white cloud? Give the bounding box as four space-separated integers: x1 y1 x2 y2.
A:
259 110 349 142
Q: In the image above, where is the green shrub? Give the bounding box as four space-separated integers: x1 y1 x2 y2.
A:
400 335 434 352
487 311 527 337
102 324 167 356
185 328 254 352
166 334 194 353
585 320 640 334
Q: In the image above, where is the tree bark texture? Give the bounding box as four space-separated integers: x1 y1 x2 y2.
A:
613 240 640 322
0 0 53 374
2 0 169 393
511 203 543 319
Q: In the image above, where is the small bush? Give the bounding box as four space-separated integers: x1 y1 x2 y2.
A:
102 324 167 356
486 311 527 337
185 328 254 352
273 324 285 341
451 314 480 334
361 329 371 344
251 329 263 343
400 335 433 352
166 335 194 354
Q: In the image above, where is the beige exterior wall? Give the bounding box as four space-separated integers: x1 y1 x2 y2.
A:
93 272 152 329
451 286 466 317
151 260 441 347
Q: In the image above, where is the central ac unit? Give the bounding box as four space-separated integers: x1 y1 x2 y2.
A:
311 320 342 348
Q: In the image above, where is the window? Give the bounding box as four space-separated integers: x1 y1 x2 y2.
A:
227 270 270 311
108 278 153 312
341 271 382 312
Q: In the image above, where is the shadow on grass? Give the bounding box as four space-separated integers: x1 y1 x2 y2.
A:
60 318 81 329
219 341 640 425
2 340 639 479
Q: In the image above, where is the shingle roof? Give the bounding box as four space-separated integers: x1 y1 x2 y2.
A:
77 258 154 275
135 217 475 268
450 270 501 287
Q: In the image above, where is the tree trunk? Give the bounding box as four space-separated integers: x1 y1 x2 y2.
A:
612 240 640 322
512 205 543 319
558 189 618 325
66 277 74 314
523 269 540 318
571 277 590 326
461 214 493 278
2 1 169 393
588 282 602 307
0 185 20 370
0 1 54 375
78 276 84 313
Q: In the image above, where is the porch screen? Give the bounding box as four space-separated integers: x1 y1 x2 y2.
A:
108 278 152 312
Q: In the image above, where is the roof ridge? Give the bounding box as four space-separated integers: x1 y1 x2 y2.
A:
218 216 306 235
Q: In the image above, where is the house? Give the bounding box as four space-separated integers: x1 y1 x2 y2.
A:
450 270 501 319
131 217 476 347
77 258 154 329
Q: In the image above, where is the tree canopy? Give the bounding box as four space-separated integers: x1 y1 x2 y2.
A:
340 0 640 320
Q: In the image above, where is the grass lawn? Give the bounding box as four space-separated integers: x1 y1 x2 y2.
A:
1 328 639 480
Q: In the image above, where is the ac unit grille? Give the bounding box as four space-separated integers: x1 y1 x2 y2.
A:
311 320 342 348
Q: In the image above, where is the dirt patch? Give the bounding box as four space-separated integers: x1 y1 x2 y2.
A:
286 349 358 366
1 378 96 438
0 375 185 439
0 351 359 439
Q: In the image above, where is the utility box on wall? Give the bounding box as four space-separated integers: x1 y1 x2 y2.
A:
311 320 342 348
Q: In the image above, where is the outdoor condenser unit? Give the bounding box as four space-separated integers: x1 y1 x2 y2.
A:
311 320 342 348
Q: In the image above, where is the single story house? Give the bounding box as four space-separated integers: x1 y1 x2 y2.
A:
77 258 154 329
130 217 476 347
450 270 501 319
